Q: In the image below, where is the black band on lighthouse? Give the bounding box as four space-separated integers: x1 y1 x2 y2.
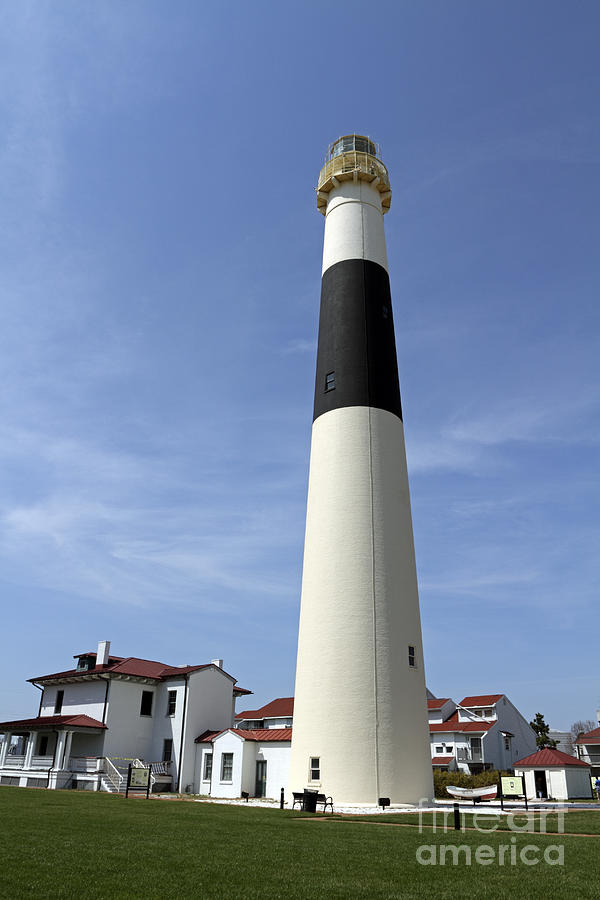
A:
313 258 403 422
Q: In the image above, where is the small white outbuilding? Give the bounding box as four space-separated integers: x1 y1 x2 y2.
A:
514 748 592 801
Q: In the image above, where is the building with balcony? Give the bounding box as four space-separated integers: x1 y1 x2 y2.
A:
575 721 600 778
235 697 294 730
428 693 537 774
0 641 251 793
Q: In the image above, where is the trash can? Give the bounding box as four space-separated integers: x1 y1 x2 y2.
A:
303 789 318 813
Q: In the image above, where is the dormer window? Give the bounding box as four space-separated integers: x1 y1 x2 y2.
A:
76 656 94 672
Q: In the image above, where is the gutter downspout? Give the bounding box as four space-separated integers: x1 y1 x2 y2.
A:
48 730 59 789
32 682 44 717
101 677 110 724
176 674 189 794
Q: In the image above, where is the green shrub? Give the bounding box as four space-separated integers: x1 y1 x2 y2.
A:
433 769 508 798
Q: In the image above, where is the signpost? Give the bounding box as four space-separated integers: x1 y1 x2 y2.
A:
499 774 527 810
125 764 151 799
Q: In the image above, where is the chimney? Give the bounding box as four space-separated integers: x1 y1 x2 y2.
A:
597 709 600 726
211 658 223 669
97 640 111 667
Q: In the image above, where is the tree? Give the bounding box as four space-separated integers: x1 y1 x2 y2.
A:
570 719 596 741
529 712 558 750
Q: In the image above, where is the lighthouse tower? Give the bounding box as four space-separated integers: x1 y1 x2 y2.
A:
289 135 433 805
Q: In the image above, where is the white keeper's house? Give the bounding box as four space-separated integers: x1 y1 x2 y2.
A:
0 642 539 800
427 693 537 774
0 641 251 793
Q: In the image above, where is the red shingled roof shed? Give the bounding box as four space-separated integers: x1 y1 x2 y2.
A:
514 748 590 768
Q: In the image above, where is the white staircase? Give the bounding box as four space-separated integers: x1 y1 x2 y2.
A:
99 757 125 793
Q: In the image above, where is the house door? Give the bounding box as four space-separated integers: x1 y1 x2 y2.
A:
534 770 547 798
255 760 267 797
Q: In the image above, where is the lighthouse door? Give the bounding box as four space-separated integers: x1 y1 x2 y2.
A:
255 760 267 797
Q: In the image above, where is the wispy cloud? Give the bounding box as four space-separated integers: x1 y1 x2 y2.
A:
280 338 317 355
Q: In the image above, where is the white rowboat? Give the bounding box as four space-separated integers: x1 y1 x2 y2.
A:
446 785 497 801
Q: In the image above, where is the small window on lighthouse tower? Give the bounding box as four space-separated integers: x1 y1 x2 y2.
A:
408 645 416 668
325 371 335 392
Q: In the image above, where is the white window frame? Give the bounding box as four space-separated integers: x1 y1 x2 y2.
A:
220 752 233 783
140 690 153 717
167 690 177 717
309 756 320 783
203 752 213 781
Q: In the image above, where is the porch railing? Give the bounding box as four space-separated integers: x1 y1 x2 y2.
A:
69 757 100 773
3 755 25 768
456 749 484 763
102 757 123 792
31 756 54 769
151 761 172 776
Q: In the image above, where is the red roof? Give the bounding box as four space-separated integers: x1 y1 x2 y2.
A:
236 697 294 720
233 687 252 696
195 730 222 744
0 714 106 731
195 727 292 744
430 712 494 733
29 657 240 685
575 726 600 745
432 756 454 765
514 748 590 768
428 698 451 709
460 695 503 707
232 728 292 742
73 652 126 662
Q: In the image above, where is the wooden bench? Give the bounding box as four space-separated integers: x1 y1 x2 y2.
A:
292 791 333 813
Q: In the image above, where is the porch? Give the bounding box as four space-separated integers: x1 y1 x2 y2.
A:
0 752 173 792
0 713 113 791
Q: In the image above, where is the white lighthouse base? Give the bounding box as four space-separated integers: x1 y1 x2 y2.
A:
290 405 434 806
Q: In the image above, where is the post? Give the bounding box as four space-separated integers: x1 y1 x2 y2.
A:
125 763 132 799
453 803 460 831
280 787 285 809
63 731 74 769
0 732 11 767
54 732 67 769
23 732 35 769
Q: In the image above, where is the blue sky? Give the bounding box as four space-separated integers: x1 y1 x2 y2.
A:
1 1 598 731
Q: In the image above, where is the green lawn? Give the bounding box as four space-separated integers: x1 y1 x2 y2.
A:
0 788 598 899
346 809 600 834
